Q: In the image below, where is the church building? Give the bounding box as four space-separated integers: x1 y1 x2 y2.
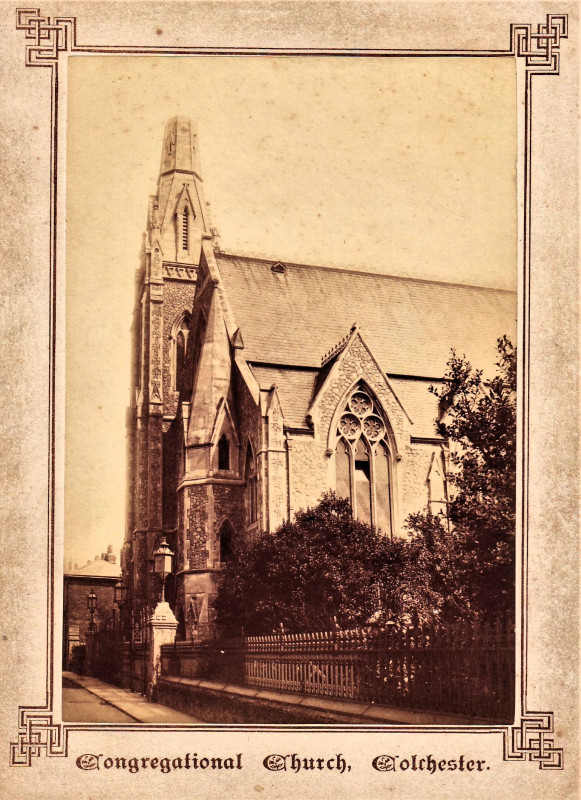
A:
122 117 516 640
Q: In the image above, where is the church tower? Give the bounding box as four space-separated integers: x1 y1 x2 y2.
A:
122 118 212 627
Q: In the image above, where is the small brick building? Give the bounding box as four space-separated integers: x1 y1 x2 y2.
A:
122 117 516 640
63 547 121 668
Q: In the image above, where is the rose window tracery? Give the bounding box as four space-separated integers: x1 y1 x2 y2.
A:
363 415 384 439
339 413 360 438
334 386 393 535
349 392 372 416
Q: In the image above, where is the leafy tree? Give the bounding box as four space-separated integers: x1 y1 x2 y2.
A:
216 493 416 635
405 336 516 623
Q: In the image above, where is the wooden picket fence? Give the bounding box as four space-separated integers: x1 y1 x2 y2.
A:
161 620 514 722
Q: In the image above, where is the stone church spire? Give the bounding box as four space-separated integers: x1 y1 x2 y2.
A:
159 116 203 177
151 117 210 266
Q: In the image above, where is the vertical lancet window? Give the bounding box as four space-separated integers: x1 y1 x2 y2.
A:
374 441 392 535
334 386 394 535
219 520 235 564
173 314 190 392
245 444 258 525
335 439 351 501
354 438 372 525
182 207 189 251
218 434 230 471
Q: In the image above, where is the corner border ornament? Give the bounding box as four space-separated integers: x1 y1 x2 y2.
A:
10 710 67 767
12 8 569 772
505 713 564 770
511 14 568 74
16 8 77 66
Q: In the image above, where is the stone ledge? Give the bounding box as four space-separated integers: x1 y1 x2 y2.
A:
157 676 492 725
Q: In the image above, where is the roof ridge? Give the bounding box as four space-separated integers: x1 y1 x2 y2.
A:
250 361 451 381
215 250 516 294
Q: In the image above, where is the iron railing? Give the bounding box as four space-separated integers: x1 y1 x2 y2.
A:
161 621 514 722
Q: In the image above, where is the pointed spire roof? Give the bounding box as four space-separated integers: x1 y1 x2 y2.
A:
159 117 202 178
153 117 209 264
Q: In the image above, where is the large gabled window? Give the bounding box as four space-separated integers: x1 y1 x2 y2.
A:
334 386 394 535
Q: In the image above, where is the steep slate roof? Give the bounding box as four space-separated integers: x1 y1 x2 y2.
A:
249 368 445 437
250 365 318 428
389 378 443 439
217 253 516 378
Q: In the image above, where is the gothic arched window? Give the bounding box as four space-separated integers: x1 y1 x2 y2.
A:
182 207 189 251
245 444 258 525
218 434 230 471
219 520 235 564
173 314 190 392
334 386 394 535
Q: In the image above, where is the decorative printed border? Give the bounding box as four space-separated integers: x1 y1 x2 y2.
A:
11 8 568 771
10 709 67 767
504 712 564 770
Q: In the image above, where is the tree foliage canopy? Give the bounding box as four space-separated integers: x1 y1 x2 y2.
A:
215 493 412 635
405 335 517 622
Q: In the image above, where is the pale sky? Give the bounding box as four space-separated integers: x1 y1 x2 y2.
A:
65 55 516 565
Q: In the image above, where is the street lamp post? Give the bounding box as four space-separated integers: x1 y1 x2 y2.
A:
87 589 97 633
147 537 178 700
153 537 174 603
114 581 127 635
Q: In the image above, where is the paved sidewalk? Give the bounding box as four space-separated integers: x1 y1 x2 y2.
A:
63 672 204 724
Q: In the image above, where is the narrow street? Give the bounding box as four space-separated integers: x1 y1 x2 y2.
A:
62 673 204 723
63 677 137 722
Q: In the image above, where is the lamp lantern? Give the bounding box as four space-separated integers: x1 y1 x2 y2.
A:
114 581 127 608
87 588 97 632
153 537 174 602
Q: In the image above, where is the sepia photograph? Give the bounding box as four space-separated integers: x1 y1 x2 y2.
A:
63 55 517 725
1 4 577 798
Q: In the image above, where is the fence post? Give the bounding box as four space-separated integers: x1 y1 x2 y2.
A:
146 601 178 700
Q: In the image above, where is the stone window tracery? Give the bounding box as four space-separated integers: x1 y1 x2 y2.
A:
334 386 394 535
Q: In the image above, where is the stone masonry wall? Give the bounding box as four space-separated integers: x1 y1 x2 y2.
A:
186 484 209 569
162 277 197 423
148 413 163 531
64 578 117 645
162 419 180 531
287 435 322 516
212 484 246 566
